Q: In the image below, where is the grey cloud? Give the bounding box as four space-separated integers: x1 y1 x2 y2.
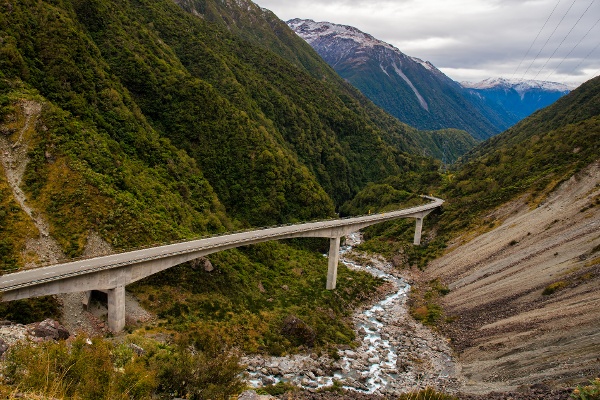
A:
254 0 599 85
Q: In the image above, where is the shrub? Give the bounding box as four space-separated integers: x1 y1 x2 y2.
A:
152 331 246 400
571 378 600 399
412 304 443 326
3 337 157 399
398 387 458 399
542 280 569 295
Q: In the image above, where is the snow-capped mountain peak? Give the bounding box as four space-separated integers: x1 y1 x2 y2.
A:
287 18 570 139
287 18 397 51
461 78 572 95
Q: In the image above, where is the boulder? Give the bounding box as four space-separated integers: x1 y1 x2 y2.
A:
28 319 70 340
391 253 406 268
281 315 316 347
128 343 145 356
258 281 266 293
0 338 9 357
191 257 214 272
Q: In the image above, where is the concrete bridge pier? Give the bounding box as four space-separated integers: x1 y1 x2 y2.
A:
326 236 341 290
107 286 126 332
414 217 424 245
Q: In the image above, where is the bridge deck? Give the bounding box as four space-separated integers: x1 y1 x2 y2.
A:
0 196 443 331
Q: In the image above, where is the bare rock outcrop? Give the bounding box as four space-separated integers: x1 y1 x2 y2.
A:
281 315 316 348
191 256 214 272
27 318 70 341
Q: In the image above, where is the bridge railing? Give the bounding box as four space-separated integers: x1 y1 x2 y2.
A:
2 195 441 274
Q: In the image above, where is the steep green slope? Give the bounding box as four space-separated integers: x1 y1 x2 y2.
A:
343 75 600 266
411 129 479 164
0 82 230 266
0 0 391 361
74 0 440 213
447 75 600 229
1 0 341 228
171 0 476 163
174 0 334 78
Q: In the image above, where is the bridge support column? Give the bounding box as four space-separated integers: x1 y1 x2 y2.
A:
107 286 126 332
327 237 341 290
414 217 424 245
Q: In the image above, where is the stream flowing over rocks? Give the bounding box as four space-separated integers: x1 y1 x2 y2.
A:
242 233 463 396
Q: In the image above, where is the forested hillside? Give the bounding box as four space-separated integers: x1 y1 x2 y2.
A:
1 0 598 397
0 0 450 268
173 0 479 162
0 0 445 373
346 75 600 267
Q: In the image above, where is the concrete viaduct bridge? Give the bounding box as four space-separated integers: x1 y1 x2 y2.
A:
0 196 443 332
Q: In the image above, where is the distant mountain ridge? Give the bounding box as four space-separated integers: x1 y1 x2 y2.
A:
288 19 571 140
461 78 572 122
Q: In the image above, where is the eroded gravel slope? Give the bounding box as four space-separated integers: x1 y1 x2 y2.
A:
425 161 600 393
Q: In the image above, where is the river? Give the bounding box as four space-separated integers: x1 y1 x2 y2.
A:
243 232 462 396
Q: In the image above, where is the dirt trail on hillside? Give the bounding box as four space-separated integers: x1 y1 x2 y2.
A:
425 161 600 393
1 100 152 335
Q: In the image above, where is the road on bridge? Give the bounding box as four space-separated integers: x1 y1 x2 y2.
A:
0 196 443 331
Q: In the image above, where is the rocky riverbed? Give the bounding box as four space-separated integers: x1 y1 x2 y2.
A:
242 232 464 396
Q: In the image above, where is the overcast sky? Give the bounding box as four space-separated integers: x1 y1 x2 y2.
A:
253 0 600 87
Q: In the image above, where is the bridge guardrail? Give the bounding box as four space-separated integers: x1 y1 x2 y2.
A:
1 196 443 283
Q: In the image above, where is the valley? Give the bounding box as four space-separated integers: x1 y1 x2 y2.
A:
0 0 598 399
243 232 462 396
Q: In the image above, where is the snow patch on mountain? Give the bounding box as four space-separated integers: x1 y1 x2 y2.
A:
288 18 397 51
392 63 429 112
380 64 390 77
410 56 435 72
288 19 441 77
462 78 572 95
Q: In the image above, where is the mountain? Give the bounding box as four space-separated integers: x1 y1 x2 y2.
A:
462 77 572 123
421 75 600 392
1 0 441 245
343 74 600 393
172 1 479 162
287 19 506 140
0 0 457 365
288 19 570 141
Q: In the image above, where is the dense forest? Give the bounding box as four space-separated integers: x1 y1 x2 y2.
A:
0 0 452 259
0 0 445 381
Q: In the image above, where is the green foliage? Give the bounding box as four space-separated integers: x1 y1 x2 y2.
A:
150 336 245 400
0 297 61 324
258 381 297 396
397 387 458 400
572 378 600 400
1 335 245 400
3 337 156 399
343 76 600 273
130 241 382 355
542 280 570 296
409 279 450 327
0 127 38 271
411 128 480 163
447 75 600 233
341 171 442 216
0 0 440 264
